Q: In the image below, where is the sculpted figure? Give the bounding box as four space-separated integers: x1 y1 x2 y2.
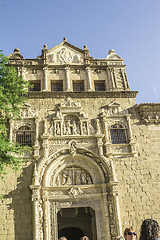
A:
75 170 81 185
61 172 68 185
81 171 87 184
69 141 76 156
72 121 77 135
56 123 61 135
66 120 71 135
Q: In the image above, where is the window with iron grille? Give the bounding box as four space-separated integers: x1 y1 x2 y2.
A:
73 81 84 92
16 126 33 147
29 81 41 91
51 81 63 91
110 123 129 144
94 81 105 91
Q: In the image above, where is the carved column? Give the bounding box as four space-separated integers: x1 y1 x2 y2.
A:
43 190 50 240
126 115 137 155
9 119 14 141
101 186 112 240
42 135 49 158
65 66 71 91
126 115 133 141
17 67 21 77
33 118 40 158
22 68 26 80
110 182 123 239
42 120 49 157
86 67 92 91
97 137 103 156
52 203 59 240
30 186 40 240
43 119 48 135
43 67 48 91
102 117 111 156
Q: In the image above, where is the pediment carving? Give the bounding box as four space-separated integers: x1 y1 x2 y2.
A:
100 101 128 116
47 46 84 64
20 103 39 118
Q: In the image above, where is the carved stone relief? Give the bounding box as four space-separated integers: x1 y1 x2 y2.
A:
48 47 83 64
51 167 93 186
108 194 117 240
48 98 94 136
68 187 83 197
100 101 128 117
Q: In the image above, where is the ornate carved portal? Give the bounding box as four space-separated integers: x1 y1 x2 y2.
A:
30 150 123 240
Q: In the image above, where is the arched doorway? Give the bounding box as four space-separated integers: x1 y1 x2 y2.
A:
58 207 97 240
30 148 121 240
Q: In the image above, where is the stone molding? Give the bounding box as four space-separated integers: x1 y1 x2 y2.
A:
28 91 138 99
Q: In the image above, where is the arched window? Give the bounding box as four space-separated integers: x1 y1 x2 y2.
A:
16 126 33 146
110 123 129 144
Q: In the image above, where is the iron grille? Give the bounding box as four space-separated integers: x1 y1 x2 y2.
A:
16 126 33 147
110 123 129 144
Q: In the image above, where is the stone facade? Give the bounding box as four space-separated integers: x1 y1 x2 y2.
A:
0 38 160 240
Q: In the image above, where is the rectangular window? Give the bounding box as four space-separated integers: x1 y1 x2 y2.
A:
51 81 63 91
29 81 41 91
94 81 105 91
73 81 84 92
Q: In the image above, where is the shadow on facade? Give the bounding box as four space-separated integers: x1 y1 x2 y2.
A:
3 162 34 240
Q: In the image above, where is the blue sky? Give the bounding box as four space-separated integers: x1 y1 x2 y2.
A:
1 0 160 103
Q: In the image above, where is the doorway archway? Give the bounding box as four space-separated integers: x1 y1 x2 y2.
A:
58 207 96 240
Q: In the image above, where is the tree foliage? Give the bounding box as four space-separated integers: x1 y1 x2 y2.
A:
0 52 30 177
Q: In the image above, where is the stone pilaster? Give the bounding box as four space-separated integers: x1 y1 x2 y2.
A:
121 68 128 90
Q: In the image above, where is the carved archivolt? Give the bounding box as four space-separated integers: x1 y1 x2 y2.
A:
36 147 112 188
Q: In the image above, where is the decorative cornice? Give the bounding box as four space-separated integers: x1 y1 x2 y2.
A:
28 91 138 99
